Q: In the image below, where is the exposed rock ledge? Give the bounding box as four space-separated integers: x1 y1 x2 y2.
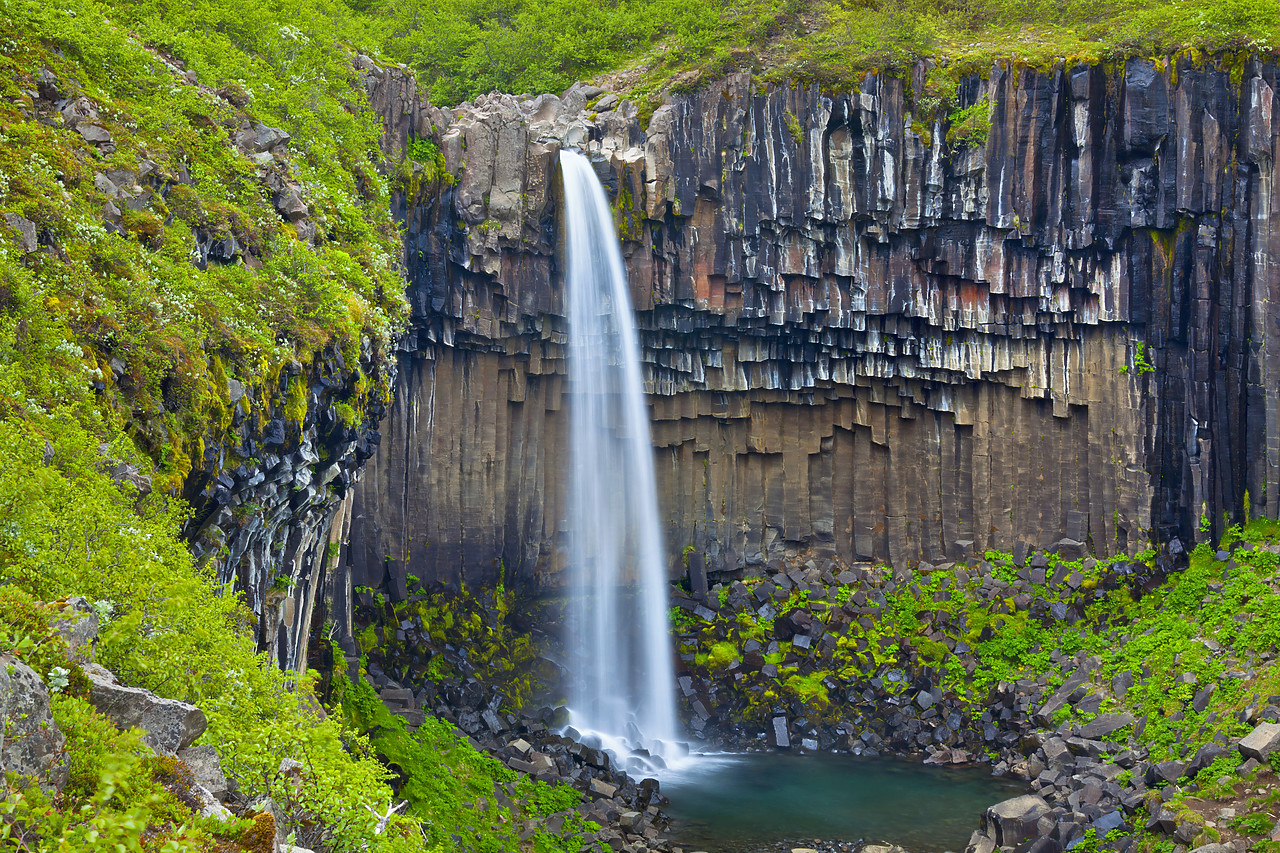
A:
344 55 1280 590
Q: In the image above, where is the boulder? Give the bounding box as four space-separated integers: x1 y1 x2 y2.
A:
588 778 617 798
0 656 69 792
1077 713 1133 740
1238 722 1280 761
237 123 291 153
1146 759 1187 786
178 744 231 802
965 829 997 853
275 186 309 221
1043 737 1074 771
51 596 99 662
77 123 114 144
770 715 791 748
985 794 1052 848
85 664 207 755
2 213 38 254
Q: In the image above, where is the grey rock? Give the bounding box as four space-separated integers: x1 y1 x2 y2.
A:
1146 760 1187 786
1238 722 1280 760
238 123 291 153
1173 820 1200 844
85 663 207 755
93 172 120 197
770 715 790 748
985 794 1052 848
1077 713 1133 740
77 123 113 144
178 744 231 802
1111 671 1134 698
275 186 308 221
588 778 617 798
1043 737 1074 771
1146 807 1177 834
0 656 69 792
190 780 234 822
60 96 98 126
1187 742 1230 776
36 68 63 100
965 830 997 853
51 596 99 662
250 795 289 847
2 213 38 254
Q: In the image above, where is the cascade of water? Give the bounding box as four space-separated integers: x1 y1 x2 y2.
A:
560 149 683 776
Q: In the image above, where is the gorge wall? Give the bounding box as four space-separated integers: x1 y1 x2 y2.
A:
344 55 1280 591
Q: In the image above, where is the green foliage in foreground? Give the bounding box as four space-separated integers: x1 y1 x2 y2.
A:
333 674 599 853
361 0 1280 111
0 421 430 850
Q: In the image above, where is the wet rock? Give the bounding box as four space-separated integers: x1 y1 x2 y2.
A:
985 795 1052 848
350 61 1280 589
770 715 791 748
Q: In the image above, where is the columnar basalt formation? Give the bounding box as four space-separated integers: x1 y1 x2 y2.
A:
346 55 1279 590
183 346 392 674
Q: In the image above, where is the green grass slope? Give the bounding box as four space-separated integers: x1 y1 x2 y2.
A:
364 0 1280 115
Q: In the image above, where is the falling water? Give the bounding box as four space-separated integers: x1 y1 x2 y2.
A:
561 149 683 776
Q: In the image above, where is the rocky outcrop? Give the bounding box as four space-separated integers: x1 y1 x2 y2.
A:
345 54 1280 590
180 344 392 674
85 663 208 755
0 656 69 793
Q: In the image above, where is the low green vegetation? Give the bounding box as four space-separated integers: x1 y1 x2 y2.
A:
352 579 541 708
360 0 1280 114
678 519 1280 769
332 674 598 853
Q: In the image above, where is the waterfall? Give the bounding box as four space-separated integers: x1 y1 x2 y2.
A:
561 149 683 776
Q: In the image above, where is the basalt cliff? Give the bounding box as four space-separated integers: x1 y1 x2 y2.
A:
341 55 1280 593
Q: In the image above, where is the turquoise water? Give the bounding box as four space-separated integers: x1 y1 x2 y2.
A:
663 753 1025 853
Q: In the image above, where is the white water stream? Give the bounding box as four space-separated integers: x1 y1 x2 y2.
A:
561 149 686 777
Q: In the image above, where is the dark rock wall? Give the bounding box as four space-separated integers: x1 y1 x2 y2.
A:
345 55 1280 589
183 343 392 674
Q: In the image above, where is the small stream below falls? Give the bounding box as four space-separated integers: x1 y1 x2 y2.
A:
664 754 1025 853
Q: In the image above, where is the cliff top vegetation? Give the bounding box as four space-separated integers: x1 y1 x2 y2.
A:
365 0 1280 107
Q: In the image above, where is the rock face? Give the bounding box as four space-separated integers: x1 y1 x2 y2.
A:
85 663 208 755
346 55 1280 589
181 346 392 674
0 656 69 792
